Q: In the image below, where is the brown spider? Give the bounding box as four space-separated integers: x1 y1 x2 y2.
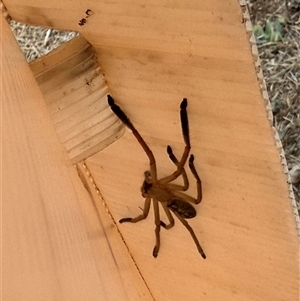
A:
108 95 206 259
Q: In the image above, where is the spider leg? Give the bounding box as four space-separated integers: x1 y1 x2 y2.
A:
160 202 175 229
119 197 151 223
160 145 189 190
152 199 161 257
188 154 202 203
108 95 158 182
172 211 206 259
159 99 191 184
166 154 202 204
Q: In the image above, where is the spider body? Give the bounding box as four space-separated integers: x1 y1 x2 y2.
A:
108 95 205 259
141 172 196 218
141 174 172 201
168 199 197 219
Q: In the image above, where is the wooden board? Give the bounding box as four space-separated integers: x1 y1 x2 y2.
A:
29 36 124 163
2 1 299 301
2 15 152 301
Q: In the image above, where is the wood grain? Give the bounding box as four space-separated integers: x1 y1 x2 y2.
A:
2 15 152 301
2 1 299 300
29 37 124 164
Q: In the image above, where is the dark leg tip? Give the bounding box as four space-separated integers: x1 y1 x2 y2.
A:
181 98 188 110
189 154 195 163
119 218 133 223
152 246 159 258
107 94 115 106
198 246 206 259
167 145 173 154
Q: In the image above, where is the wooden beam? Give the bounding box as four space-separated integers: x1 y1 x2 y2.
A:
2 15 152 301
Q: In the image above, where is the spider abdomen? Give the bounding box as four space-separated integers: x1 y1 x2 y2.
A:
168 199 196 219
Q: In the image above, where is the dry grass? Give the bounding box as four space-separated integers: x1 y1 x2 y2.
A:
9 21 78 62
8 2 300 213
247 0 300 212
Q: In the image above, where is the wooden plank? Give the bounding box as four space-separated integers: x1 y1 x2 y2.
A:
3 1 299 300
85 101 299 301
29 37 124 164
2 15 152 301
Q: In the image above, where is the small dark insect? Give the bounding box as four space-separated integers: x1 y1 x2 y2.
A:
78 18 86 26
108 95 205 259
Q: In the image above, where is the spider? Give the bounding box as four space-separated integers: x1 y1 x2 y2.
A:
108 95 206 259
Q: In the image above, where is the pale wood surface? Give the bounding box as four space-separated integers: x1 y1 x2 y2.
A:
2 1 300 301
29 37 124 164
2 15 152 301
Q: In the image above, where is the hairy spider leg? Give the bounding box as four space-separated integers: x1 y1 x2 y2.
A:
188 154 202 203
153 199 161 257
162 146 203 261
159 99 191 184
159 145 188 229
108 95 158 182
160 202 175 229
163 145 189 191
119 197 151 224
172 211 206 259
165 146 202 205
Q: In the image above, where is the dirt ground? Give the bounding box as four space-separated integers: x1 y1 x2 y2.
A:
7 1 300 213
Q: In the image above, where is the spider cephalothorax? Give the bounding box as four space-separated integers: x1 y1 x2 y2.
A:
108 95 205 259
